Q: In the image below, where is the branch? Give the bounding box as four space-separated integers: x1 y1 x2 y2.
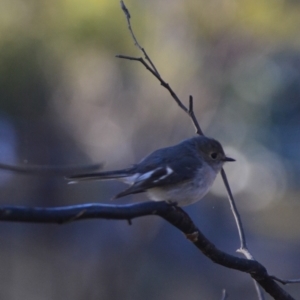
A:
116 3 284 299
120 1 160 77
117 1 261 293
270 276 300 285
115 55 201 131
0 202 295 300
117 0 249 251
0 162 102 176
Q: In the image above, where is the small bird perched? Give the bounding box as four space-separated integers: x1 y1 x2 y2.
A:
67 135 235 206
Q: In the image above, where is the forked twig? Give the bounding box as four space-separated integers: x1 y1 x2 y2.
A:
120 0 160 77
115 55 194 124
117 0 249 257
117 2 265 299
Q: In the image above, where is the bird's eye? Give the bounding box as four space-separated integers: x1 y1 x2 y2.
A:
210 152 218 159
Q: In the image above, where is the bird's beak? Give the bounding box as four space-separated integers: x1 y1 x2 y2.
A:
223 156 235 162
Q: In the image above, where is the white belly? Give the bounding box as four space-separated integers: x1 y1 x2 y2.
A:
146 165 217 206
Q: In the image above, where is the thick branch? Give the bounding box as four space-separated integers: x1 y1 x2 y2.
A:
0 202 294 300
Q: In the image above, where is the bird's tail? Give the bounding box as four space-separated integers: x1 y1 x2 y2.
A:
66 168 133 184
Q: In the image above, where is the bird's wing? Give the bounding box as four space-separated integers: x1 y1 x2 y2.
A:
114 157 199 199
114 167 168 198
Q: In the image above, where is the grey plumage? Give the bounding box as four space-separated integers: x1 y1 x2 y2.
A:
67 135 234 206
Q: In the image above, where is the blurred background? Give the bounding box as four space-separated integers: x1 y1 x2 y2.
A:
0 0 299 299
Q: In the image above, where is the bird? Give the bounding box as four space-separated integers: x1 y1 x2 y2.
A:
67 135 235 206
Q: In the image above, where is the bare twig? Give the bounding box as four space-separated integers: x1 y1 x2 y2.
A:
118 0 251 259
188 95 204 135
120 1 160 77
254 280 266 300
0 162 102 176
219 175 264 300
220 170 267 300
116 55 191 116
117 2 266 299
270 276 300 285
220 169 248 253
221 289 228 300
117 4 201 130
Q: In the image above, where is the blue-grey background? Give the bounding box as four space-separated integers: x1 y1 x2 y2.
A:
0 0 299 299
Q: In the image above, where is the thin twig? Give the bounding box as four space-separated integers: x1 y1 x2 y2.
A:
221 289 228 300
116 55 157 78
270 276 300 285
120 1 160 77
221 169 265 300
220 169 248 253
117 2 265 299
116 55 190 114
188 96 203 135
117 1 250 255
0 162 102 176
253 280 266 300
